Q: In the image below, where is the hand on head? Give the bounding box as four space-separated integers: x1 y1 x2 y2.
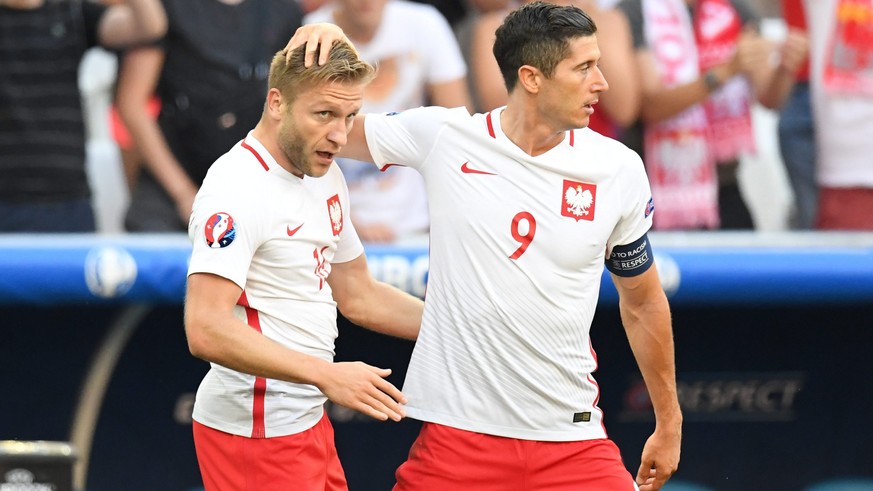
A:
284 23 357 68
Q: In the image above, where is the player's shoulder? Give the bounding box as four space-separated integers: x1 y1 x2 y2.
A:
201 143 268 192
575 128 645 170
375 105 470 125
577 127 636 154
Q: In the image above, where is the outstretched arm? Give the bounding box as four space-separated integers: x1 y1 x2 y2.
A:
327 254 423 341
611 264 682 491
185 272 408 421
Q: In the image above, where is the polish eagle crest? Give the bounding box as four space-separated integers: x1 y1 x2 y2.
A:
561 179 597 222
327 194 343 236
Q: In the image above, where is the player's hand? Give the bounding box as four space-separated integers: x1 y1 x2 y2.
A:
283 23 356 68
315 361 407 422
635 426 681 491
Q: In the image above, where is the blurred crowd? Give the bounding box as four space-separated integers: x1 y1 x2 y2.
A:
2 0 871 236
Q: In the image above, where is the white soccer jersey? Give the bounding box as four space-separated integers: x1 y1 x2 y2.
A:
365 106 653 441
187 133 363 439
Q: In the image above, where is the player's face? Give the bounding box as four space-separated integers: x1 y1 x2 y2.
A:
538 35 608 130
277 81 364 178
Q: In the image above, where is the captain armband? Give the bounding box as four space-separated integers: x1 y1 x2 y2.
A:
605 233 654 277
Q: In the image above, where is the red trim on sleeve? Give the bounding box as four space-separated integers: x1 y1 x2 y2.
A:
241 139 270 172
237 291 267 438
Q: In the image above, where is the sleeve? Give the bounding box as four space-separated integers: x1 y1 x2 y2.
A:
606 146 654 252
420 5 468 83
331 166 366 264
187 171 267 290
363 105 461 172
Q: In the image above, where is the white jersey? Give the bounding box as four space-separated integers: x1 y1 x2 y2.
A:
365 106 653 441
187 133 364 438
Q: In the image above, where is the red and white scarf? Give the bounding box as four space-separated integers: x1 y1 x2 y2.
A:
642 0 755 230
824 0 873 96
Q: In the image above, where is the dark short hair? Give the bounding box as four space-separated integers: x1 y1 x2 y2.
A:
493 1 597 93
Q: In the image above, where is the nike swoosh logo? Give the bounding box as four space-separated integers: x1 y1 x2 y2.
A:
286 223 304 237
460 161 496 175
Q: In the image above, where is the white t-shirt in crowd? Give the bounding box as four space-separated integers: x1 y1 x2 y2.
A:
805 0 873 188
365 106 653 441
187 133 363 438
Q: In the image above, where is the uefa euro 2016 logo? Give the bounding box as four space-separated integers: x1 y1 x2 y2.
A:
204 212 236 248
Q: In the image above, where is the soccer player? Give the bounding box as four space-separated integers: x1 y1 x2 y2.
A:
184 40 424 490
290 2 682 490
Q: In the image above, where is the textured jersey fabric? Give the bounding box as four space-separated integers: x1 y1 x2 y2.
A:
365 106 653 441
187 133 363 438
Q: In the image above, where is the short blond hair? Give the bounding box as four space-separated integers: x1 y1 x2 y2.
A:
269 41 375 105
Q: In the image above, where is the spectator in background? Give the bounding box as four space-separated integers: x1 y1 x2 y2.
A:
305 0 472 242
806 0 873 230
0 0 166 233
777 0 815 229
616 0 807 230
469 0 640 138
118 0 302 232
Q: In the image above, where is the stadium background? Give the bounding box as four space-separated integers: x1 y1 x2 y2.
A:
3 8 873 491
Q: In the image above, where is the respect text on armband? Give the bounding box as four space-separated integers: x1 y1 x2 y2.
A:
606 234 654 277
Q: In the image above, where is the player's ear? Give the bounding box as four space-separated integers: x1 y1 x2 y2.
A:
517 65 542 94
266 88 285 120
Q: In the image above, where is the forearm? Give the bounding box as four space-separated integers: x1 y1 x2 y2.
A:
621 295 682 430
185 305 330 385
123 110 198 203
756 65 797 110
341 281 422 340
756 34 808 110
640 65 735 124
